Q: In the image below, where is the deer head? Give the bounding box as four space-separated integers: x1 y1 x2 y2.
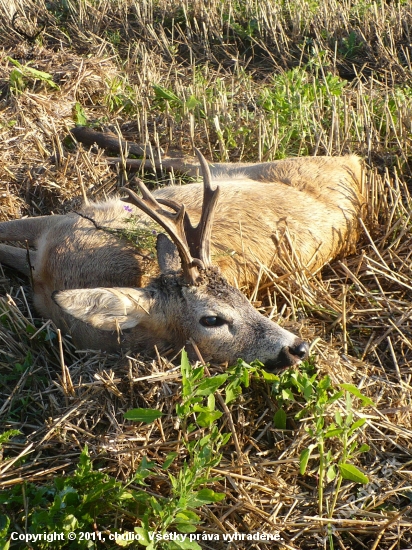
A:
53 150 309 369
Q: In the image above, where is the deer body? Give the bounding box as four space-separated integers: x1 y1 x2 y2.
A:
156 154 365 283
0 151 365 367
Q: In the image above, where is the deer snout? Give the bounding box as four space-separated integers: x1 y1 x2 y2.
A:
288 339 309 362
263 338 309 371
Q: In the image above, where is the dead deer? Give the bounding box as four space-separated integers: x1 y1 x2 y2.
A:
0 149 314 369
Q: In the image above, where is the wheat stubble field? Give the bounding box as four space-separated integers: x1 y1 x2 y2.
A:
0 1 412 549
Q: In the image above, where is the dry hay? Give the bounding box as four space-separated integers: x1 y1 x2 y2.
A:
0 1 412 549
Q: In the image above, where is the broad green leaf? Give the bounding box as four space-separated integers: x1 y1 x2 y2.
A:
153 84 180 102
196 410 223 427
118 490 134 501
207 393 216 410
197 488 226 502
303 384 313 400
199 433 211 447
299 444 316 475
174 539 201 550
273 408 287 430
26 67 59 87
0 514 10 539
225 384 242 404
318 375 331 390
73 102 87 126
347 418 366 436
334 410 343 426
196 374 228 396
8 58 59 90
324 428 344 438
340 384 374 406
185 95 200 110
134 528 151 546
240 365 251 385
261 370 279 381
345 412 354 426
339 463 369 484
327 465 337 481
174 522 197 533
192 366 205 382
61 512 78 531
193 404 213 413
189 488 225 506
176 511 200 522
315 416 325 431
124 408 163 423
162 452 178 470
356 444 370 454
282 388 295 401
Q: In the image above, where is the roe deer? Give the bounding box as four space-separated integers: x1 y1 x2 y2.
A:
0 137 366 366
0 149 315 369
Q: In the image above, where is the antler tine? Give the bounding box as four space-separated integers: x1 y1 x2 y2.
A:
120 151 221 282
120 183 200 284
184 149 220 267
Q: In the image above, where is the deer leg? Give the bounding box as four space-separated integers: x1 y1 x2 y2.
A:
0 216 63 246
206 161 278 181
109 157 276 180
0 244 35 277
152 159 279 181
72 127 278 181
108 156 203 177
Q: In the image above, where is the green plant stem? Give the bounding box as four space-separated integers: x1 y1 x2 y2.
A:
318 437 324 517
329 431 348 518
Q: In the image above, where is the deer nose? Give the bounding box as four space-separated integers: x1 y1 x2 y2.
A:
288 340 309 362
262 339 310 371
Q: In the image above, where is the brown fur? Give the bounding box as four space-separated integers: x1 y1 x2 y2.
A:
0 153 365 364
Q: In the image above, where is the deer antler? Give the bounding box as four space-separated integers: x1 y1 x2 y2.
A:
121 149 220 285
185 149 220 267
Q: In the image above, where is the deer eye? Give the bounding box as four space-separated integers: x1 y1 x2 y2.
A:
200 316 227 327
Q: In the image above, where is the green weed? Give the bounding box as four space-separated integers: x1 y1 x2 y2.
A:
104 77 136 115
258 65 346 157
117 214 159 255
72 103 87 126
7 58 59 94
273 368 374 548
0 430 21 449
0 351 257 550
338 31 364 59
152 85 203 123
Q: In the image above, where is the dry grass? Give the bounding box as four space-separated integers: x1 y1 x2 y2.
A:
1 1 412 549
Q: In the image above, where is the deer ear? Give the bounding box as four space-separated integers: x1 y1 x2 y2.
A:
52 287 152 330
156 233 181 273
